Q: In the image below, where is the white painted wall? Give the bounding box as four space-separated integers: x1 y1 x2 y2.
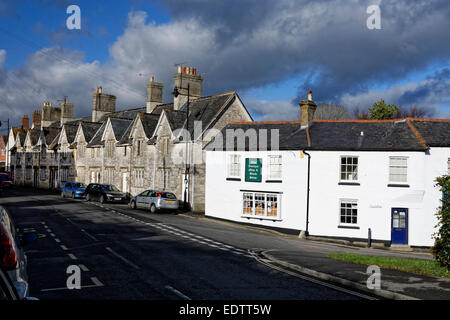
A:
205 147 449 247
206 150 308 231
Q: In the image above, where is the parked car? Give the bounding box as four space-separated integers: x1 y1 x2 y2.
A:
0 205 36 300
129 190 179 213
0 173 13 188
61 182 86 199
85 183 129 204
0 265 20 300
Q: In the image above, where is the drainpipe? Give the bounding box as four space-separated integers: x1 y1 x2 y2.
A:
300 149 311 238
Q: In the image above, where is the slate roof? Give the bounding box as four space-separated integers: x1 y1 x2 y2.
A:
42 127 60 147
63 123 80 144
207 118 450 151
87 122 107 147
97 107 146 122
110 118 133 141
28 128 41 146
80 122 102 142
181 92 237 140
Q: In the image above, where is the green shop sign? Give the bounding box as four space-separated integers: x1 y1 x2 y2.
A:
245 158 262 182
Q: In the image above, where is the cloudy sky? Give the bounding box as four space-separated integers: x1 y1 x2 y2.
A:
0 0 449 133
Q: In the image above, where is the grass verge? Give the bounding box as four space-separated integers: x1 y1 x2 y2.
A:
327 253 450 278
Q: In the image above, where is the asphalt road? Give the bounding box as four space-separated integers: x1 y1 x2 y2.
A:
0 187 373 300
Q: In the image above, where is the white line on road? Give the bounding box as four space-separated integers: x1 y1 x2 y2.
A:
80 229 98 241
50 233 56 237
60 245 68 251
40 277 104 292
68 254 78 260
55 238 61 243
79 264 89 272
165 285 191 300
90 277 104 286
105 247 140 270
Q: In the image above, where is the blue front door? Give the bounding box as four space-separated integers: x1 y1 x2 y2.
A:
391 208 408 245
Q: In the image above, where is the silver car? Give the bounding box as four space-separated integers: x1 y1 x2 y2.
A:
0 206 34 299
130 190 179 213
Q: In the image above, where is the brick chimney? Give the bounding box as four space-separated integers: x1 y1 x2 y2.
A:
32 110 41 128
299 91 317 127
146 76 163 113
173 65 203 110
21 115 30 129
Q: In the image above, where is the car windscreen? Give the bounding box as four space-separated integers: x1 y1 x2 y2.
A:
161 192 176 199
101 185 120 192
74 183 86 188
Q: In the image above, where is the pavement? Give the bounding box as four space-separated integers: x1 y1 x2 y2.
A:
2 186 450 300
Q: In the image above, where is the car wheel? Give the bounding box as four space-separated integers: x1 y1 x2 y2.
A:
100 195 105 204
130 200 136 209
150 204 157 214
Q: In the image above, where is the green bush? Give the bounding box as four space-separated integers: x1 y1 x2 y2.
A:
431 175 450 269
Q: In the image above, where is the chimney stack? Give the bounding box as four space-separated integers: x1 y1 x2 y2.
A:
299 91 317 127
60 98 74 125
21 115 30 129
146 76 164 113
32 110 41 129
173 65 203 110
92 87 116 122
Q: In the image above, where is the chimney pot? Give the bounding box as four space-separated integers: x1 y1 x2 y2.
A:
193 68 197 75
308 91 313 101
182 66 186 74
178 65 182 74
150 76 154 82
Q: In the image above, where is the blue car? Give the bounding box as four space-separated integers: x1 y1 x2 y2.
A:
61 182 87 199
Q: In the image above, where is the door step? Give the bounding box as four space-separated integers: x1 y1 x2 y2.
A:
389 244 413 252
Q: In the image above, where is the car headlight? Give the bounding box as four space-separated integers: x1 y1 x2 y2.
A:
106 194 113 197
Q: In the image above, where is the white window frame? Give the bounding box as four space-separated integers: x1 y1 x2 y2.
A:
389 156 408 184
340 156 358 182
241 191 282 221
339 199 358 226
227 154 241 178
134 169 144 187
268 155 282 180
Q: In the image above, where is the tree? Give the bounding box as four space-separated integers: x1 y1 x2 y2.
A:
314 103 350 120
368 99 400 119
431 175 450 269
395 105 433 119
353 106 370 120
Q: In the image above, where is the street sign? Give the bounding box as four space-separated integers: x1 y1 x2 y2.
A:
245 158 262 182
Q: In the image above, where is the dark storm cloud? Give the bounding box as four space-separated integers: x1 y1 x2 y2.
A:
158 0 450 105
398 68 450 106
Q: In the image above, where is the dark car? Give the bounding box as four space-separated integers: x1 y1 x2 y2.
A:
61 182 86 199
0 173 13 188
85 183 129 204
0 205 36 299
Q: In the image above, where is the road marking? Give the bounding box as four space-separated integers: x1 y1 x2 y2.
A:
79 264 89 272
105 247 140 270
249 252 377 300
50 233 56 237
55 238 61 243
60 245 68 251
40 277 103 292
90 277 103 286
80 229 98 241
165 285 191 300
68 254 77 260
